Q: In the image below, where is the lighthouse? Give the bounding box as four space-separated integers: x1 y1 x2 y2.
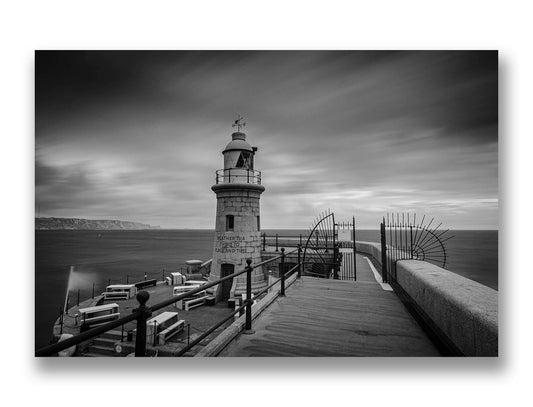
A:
209 117 267 302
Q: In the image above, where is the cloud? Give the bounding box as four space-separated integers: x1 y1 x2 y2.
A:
35 51 498 229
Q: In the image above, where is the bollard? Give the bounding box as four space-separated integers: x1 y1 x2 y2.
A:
297 244 302 278
243 259 254 334
134 291 151 357
280 248 286 296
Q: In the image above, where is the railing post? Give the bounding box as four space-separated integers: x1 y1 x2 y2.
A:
280 248 286 296
59 306 64 335
353 215 357 282
410 226 413 259
297 244 302 278
134 291 151 357
380 219 388 283
275 234 279 252
244 259 254 334
333 244 339 280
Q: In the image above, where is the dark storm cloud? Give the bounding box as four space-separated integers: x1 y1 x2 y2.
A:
35 51 498 229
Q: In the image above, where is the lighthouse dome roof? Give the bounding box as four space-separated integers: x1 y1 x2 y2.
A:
223 132 253 153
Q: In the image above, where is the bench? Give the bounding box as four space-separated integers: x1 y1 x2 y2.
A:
158 320 185 345
102 291 129 301
134 279 158 289
184 296 207 311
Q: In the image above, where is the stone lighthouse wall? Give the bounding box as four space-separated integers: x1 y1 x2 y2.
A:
209 184 267 301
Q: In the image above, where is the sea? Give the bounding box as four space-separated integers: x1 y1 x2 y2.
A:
35 229 498 350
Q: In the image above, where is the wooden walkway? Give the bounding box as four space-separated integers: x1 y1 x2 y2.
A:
219 254 440 356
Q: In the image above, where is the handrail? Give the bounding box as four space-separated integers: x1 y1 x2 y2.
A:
35 246 301 357
215 168 262 185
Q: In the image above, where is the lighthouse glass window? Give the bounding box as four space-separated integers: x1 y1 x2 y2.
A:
235 152 252 169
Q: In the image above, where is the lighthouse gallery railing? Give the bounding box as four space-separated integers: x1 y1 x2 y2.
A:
215 168 261 185
35 246 302 357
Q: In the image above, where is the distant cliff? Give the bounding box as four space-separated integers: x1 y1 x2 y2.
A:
35 217 161 230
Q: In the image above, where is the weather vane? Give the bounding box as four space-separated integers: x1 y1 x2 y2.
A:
232 115 246 132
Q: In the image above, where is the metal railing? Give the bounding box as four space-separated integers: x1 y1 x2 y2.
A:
215 168 262 185
379 213 453 283
36 247 302 357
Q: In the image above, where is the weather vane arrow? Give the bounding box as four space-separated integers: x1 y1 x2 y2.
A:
232 115 246 132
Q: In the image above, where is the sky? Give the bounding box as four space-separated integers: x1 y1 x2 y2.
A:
35 51 498 229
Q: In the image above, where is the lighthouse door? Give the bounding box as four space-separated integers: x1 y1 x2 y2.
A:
220 264 235 300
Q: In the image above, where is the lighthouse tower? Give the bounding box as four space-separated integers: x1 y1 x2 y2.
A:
209 118 267 301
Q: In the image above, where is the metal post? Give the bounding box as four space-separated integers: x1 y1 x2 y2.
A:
275 234 279 252
297 244 302 278
77 289 80 306
280 248 286 296
59 306 63 335
244 259 254 334
353 215 357 281
380 219 388 283
333 244 339 280
410 226 413 259
134 291 151 357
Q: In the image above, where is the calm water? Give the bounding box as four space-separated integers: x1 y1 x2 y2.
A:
35 229 498 350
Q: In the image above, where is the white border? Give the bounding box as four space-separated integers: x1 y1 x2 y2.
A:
2 1 531 406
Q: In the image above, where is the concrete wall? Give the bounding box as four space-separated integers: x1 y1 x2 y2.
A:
355 241 498 356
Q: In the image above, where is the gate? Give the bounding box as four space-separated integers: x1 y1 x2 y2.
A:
302 210 338 278
380 213 453 283
336 216 357 281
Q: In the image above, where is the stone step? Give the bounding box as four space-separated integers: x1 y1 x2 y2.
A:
93 337 120 347
99 330 125 340
87 344 118 356
82 352 108 357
